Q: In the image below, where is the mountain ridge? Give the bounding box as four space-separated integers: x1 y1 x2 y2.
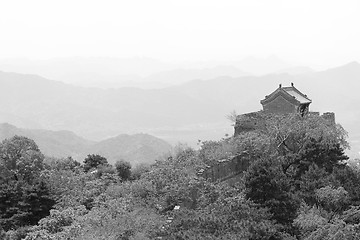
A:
0 123 172 165
0 62 359 158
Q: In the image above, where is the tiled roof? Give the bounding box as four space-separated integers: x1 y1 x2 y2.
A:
260 84 312 105
283 88 311 104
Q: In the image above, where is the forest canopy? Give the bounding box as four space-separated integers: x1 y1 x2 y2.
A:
1 114 359 239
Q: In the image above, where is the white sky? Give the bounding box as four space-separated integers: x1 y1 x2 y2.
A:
0 0 359 66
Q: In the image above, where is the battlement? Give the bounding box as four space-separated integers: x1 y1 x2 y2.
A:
321 112 335 124
234 111 266 136
234 84 336 136
234 111 336 136
197 152 251 182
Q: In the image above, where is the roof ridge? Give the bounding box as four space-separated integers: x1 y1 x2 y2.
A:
260 83 311 105
283 85 311 101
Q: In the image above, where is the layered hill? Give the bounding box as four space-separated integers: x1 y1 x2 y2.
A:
0 62 359 158
0 123 172 165
89 134 172 165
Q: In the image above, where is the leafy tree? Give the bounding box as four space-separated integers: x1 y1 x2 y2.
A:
266 114 349 177
160 185 278 240
94 164 116 178
0 181 24 230
45 156 81 172
0 136 44 184
315 186 349 214
296 164 334 205
23 181 56 226
245 157 300 230
0 180 55 231
24 206 88 240
0 136 55 231
333 165 360 205
131 163 151 180
198 132 272 166
115 160 132 181
293 187 360 239
83 154 108 172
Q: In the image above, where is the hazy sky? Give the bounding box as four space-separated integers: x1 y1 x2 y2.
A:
0 0 359 67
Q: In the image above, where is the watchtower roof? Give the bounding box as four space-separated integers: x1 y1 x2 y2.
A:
260 83 312 105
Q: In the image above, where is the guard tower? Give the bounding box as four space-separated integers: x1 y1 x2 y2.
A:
260 83 312 117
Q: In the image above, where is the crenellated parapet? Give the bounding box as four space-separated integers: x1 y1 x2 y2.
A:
234 111 266 136
197 151 251 182
321 112 336 124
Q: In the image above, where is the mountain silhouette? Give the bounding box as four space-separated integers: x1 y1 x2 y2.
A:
0 123 172 165
0 62 359 158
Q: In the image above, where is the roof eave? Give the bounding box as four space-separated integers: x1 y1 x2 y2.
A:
261 89 300 105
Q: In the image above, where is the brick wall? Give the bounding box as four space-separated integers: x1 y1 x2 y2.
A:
321 112 335 124
234 112 266 136
263 95 298 114
198 152 250 182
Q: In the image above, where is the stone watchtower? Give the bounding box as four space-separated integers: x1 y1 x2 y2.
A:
234 83 336 136
260 83 312 117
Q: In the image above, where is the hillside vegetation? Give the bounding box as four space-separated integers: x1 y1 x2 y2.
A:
1 113 360 239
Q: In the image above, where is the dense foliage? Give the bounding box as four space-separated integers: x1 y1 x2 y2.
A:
0 114 359 239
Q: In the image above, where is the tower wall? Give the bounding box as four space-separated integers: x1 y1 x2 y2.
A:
321 112 335 124
263 95 298 114
234 112 266 136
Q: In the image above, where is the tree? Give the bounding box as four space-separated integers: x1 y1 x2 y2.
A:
0 179 55 231
293 187 360 239
115 160 132 181
0 136 55 231
131 163 150 180
226 110 238 126
45 156 81 172
83 154 108 172
160 185 278 239
266 114 349 177
245 156 300 230
333 165 360 205
198 131 272 166
0 136 44 184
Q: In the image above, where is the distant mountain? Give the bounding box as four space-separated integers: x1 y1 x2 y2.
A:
0 57 172 80
276 66 315 75
0 71 229 142
0 123 172 165
88 134 172 165
231 55 293 75
0 61 359 157
0 56 295 88
55 65 248 89
145 65 249 85
0 57 248 89
0 123 92 159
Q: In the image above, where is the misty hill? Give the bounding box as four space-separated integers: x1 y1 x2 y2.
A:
89 134 172 165
0 123 172 165
0 123 92 158
145 65 248 85
229 55 293 75
276 66 315 75
0 56 294 89
55 65 249 89
0 62 359 158
0 71 228 142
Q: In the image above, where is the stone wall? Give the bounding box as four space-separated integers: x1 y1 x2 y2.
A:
235 111 336 136
198 152 250 182
321 112 336 124
262 95 298 114
234 111 266 136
